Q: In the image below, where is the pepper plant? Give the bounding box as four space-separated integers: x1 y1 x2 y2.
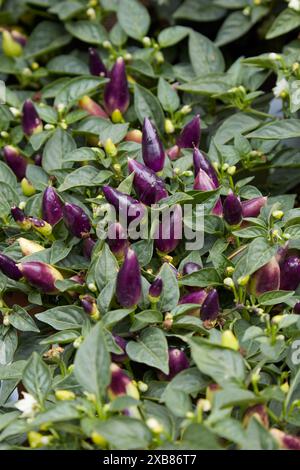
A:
0 0 299 451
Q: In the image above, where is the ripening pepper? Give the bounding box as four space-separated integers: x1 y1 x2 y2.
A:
82 237 96 259
3 145 28 180
161 348 189 381
2 30 22 57
28 217 52 237
21 178 36 197
177 115 201 149
11 206 31 230
194 169 222 216
107 222 129 259
42 187 63 226
166 145 180 161
17 261 63 293
142 117 165 172
128 159 168 205
63 203 91 238
155 204 182 254
271 429 300 451
182 261 201 276
243 405 269 429
88 47 107 77
241 196 267 218
116 248 142 308
102 186 145 225
11 30 27 47
148 277 163 301
178 289 208 316
200 289 220 321
223 192 243 226
249 257 280 296
111 335 128 363
78 95 108 119
34 154 42 166
17 237 44 256
104 57 129 116
0 253 22 280
80 294 100 321
22 100 42 136
193 148 219 187
108 364 140 418
125 129 142 144
280 256 300 291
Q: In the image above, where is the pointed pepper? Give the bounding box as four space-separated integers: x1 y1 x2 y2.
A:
63 203 91 238
116 247 142 308
142 117 165 172
42 187 63 226
128 158 168 205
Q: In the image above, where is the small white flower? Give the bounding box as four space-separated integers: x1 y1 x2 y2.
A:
269 52 280 61
15 392 39 418
289 0 300 12
273 78 289 98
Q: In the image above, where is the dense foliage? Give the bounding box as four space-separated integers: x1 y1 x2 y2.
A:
0 0 300 451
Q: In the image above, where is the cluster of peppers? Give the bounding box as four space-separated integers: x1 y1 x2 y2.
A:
1 47 300 448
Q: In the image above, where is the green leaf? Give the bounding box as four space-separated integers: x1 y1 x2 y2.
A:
158 26 190 48
24 21 71 58
215 11 252 47
180 267 222 287
233 238 277 281
258 290 294 306
54 76 108 107
74 322 110 398
117 0 150 41
266 9 300 40
247 119 300 140
182 423 222 450
9 307 40 333
87 416 152 449
157 77 180 113
134 84 165 135
0 361 27 380
22 352 51 402
126 327 169 374
65 20 108 44
174 0 226 22
188 337 245 384
39 330 80 345
36 306 86 330
47 55 89 75
159 263 180 312
75 116 128 143
189 31 225 77
42 128 76 173
58 166 112 191
94 244 119 291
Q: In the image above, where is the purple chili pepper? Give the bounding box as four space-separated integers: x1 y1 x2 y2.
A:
108 363 139 400
179 289 207 306
155 204 182 254
294 302 300 314
193 147 219 187
11 206 31 230
3 145 28 180
243 405 269 429
42 187 63 226
80 294 99 320
182 262 201 276
163 348 189 380
102 186 145 225
116 247 142 308
271 429 300 451
11 30 27 47
280 256 300 291
128 159 168 205
78 95 108 118
17 261 63 293
149 277 163 300
194 169 222 216
34 154 42 166
88 47 107 77
82 237 96 259
63 203 91 238
111 335 128 363
249 257 280 296
22 99 42 136
0 253 22 281
241 196 267 218
223 192 243 226
107 222 129 259
142 117 165 172
177 115 201 149
104 57 129 115
200 289 220 321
